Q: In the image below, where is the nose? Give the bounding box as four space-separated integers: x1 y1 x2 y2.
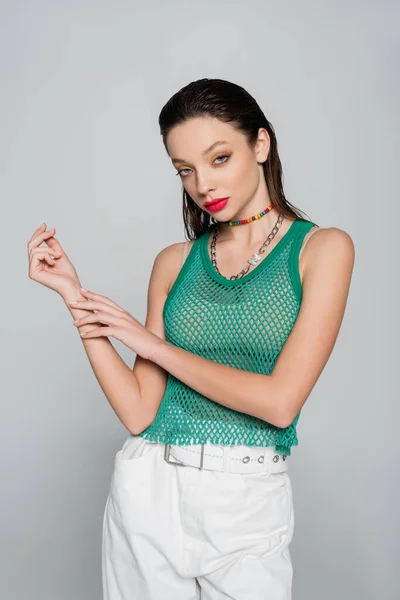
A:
196 171 215 197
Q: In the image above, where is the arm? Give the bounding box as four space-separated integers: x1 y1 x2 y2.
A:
64 244 174 434
151 228 355 428
64 288 144 432
129 243 186 431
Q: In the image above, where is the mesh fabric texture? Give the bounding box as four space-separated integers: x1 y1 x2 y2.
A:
141 218 317 455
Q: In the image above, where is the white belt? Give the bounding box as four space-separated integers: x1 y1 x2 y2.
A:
163 442 288 474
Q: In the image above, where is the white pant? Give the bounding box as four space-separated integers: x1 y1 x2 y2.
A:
102 435 295 599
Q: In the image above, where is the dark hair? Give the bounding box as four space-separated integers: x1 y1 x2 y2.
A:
159 78 310 240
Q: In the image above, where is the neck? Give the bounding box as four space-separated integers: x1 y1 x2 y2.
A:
215 208 288 246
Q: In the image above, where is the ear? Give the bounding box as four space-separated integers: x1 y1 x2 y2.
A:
254 128 270 163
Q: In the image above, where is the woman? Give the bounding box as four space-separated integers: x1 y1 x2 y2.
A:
28 78 355 599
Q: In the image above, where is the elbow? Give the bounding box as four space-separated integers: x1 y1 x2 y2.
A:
263 377 294 429
275 411 295 429
127 425 142 436
274 396 304 429
272 394 297 429
127 412 155 436
267 376 302 428
273 409 293 429
127 420 149 436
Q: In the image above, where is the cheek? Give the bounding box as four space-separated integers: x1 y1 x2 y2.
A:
232 159 259 190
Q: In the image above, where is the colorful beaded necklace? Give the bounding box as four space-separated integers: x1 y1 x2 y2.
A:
222 202 274 226
211 203 285 279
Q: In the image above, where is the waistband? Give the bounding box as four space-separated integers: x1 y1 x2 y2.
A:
163 442 288 474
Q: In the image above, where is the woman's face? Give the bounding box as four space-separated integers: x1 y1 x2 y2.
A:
166 117 269 221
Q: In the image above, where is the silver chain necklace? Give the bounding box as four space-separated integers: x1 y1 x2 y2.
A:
210 212 285 280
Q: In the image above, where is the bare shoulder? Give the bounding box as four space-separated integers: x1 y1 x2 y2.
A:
304 226 354 255
301 226 355 278
153 240 196 295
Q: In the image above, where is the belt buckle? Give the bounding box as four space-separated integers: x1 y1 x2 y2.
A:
164 443 205 469
164 444 185 467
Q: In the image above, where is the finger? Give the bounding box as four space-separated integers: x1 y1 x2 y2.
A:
44 235 64 254
28 225 54 246
29 241 62 263
73 314 112 327
79 327 116 339
28 228 57 254
73 312 124 327
31 247 62 261
29 248 62 271
28 223 47 243
44 254 57 266
78 290 125 312
30 250 58 268
68 301 125 317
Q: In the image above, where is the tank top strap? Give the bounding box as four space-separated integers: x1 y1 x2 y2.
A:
180 240 190 267
299 224 320 259
289 219 319 299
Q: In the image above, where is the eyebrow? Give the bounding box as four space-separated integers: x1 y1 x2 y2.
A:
171 140 230 164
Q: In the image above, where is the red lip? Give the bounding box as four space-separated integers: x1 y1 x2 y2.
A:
204 197 229 207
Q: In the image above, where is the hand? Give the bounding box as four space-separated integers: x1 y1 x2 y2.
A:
69 288 166 361
28 223 81 298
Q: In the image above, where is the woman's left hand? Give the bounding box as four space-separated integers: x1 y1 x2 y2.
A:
69 288 165 362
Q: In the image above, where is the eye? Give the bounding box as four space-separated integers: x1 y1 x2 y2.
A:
175 168 191 177
175 154 230 178
214 155 229 165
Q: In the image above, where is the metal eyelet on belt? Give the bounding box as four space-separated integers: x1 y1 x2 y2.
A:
257 455 264 463
242 456 250 463
273 454 280 463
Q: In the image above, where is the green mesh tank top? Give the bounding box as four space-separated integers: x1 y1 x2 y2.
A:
141 218 317 455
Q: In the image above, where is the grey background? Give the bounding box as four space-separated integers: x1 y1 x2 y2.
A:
2 1 398 598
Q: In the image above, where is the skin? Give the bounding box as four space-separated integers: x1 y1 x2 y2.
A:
168 116 301 276
169 115 282 245
28 116 355 431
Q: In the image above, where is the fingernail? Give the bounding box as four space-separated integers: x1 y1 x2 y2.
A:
80 288 88 292
69 301 78 305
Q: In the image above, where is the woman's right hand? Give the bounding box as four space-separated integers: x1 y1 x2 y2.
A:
28 223 82 299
